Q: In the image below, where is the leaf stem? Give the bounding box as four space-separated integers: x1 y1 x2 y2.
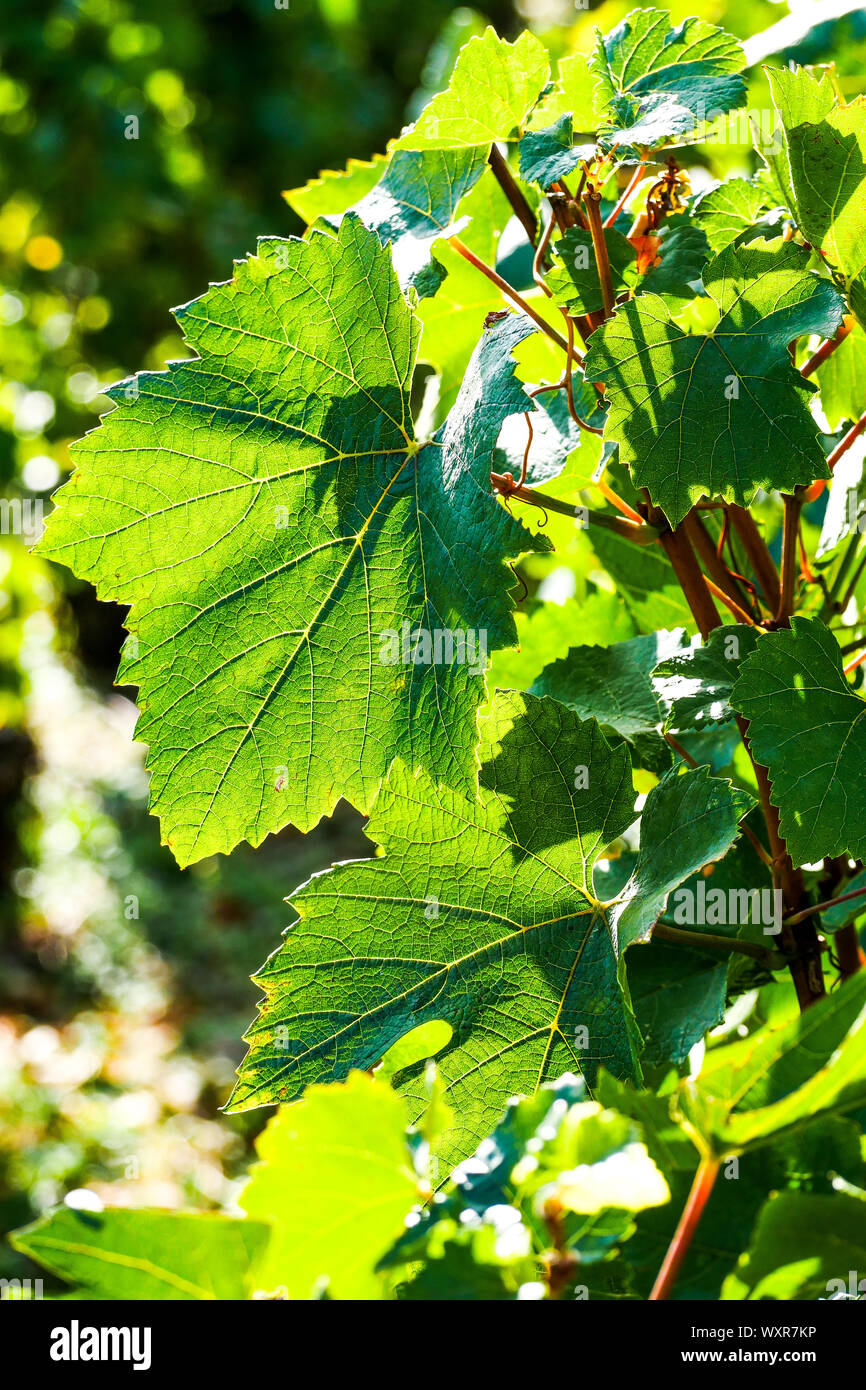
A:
652 921 784 968
487 144 537 246
582 190 615 320
490 474 660 542
603 154 649 228
727 505 781 612
774 492 802 625
783 883 866 927
649 1157 720 1301
448 237 571 354
827 407 866 472
800 318 852 378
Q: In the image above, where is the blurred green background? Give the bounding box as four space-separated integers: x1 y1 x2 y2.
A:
2 0 866 1280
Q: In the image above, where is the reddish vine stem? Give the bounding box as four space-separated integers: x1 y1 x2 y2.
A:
487 143 537 245
649 1157 720 1301
683 513 759 622
448 237 570 354
603 154 649 228
775 493 802 626
653 922 784 968
800 318 852 377
655 519 721 640
582 190 615 319
827 407 866 471
490 474 660 542
728 505 781 612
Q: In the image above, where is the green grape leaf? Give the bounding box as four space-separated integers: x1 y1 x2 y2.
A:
767 66 866 328
676 969 866 1156
628 940 727 1068
327 145 489 298
637 222 709 300
723 1190 866 1301
607 764 754 959
240 1072 419 1300
531 629 690 773
692 176 773 254
395 28 549 152
38 218 548 865
816 319 866 430
731 617 866 864
228 690 643 1158
517 115 588 189
284 153 388 225
9 1210 268 1300
816 442 866 557
589 8 747 150
654 624 760 732
584 238 843 526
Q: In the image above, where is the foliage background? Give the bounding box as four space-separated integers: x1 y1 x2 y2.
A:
2 0 866 1284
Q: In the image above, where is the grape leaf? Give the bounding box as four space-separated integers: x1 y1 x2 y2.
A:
731 616 866 864
240 1072 419 1300
722 1190 866 1301
228 689 642 1157
767 66 866 328
637 222 709 300
530 628 690 773
395 28 549 152
693 176 773 253
628 940 727 1068
607 764 754 959
653 624 760 732
9 1210 267 1300
486 591 636 696
284 153 388 225
38 217 548 865
326 145 489 298
528 52 602 133
584 238 843 526
589 8 747 150
517 115 586 188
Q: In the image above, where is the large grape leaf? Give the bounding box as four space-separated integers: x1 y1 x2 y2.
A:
240 1072 420 1300
228 689 641 1157
767 66 866 329
584 238 844 526
731 617 866 865
37 217 549 865
395 28 549 152
8 1210 267 1300
589 8 747 149
229 691 751 1160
